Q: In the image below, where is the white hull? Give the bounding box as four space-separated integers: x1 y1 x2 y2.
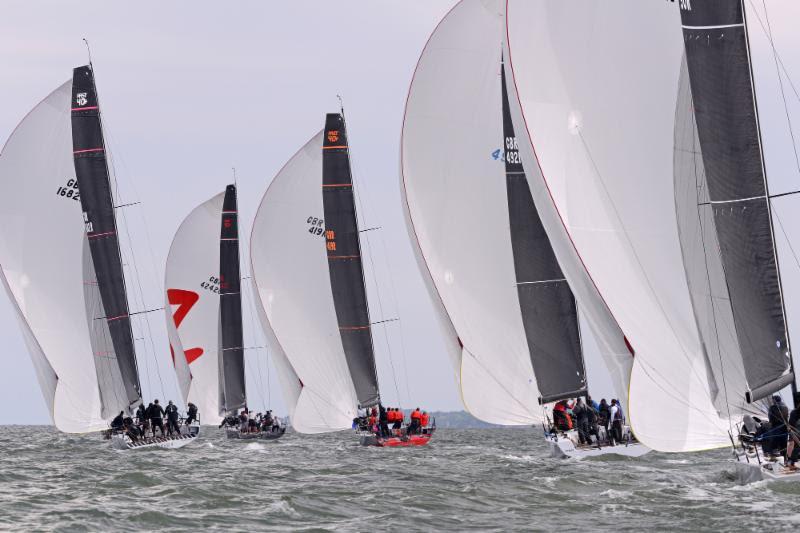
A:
734 459 800 484
546 430 650 459
110 424 201 451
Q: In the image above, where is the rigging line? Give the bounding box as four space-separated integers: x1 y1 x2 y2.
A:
745 0 800 105
462 347 537 420
577 132 716 402
243 276 267 411
343 111 403 407
759 0 800 179
114 202 141 209
103 128 169 403
770 204 800 276
688 106 734 431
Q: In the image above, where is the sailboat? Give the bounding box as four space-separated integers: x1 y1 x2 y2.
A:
0 64 197 450
251 113 433 446
165 184 285 441
401 0 645 458
504 0 799 480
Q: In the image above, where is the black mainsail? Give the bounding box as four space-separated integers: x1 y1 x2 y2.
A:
322 113 381 408
501 61 587 404
71 65 142 411
680 1 794 402
219 184 247 414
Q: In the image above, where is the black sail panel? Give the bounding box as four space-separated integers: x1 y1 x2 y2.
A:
501 62 586 404
71 65 142 410
322 113 380 408
680 2 792 400
219 184 246 414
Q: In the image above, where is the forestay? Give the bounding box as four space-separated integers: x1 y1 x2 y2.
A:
251 131 359 433
505 0 732 451
165 191 226 424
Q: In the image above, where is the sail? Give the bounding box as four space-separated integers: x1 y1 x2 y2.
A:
219 185 247 413
322 113 381 409
251 131 359 433
501 60 586 404
679 2 792 403
0 80 110 432
505 0 732 451
165 191 225 424
71 65 142 412
402 0 587 424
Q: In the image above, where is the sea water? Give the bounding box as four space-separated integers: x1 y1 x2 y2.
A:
0 426 798 531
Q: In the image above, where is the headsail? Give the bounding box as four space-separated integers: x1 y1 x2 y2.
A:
322 113 381 409
165 191 226 424
71 65 142 413
219 185 247 414
251 131 359 433
679 1 793 404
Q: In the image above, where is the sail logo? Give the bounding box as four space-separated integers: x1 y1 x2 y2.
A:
327 130 339 143
666 0 691 11
167 289 204 364
76 93 88 106
82 211 93 233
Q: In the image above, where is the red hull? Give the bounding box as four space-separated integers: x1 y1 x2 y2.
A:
377 434 432 447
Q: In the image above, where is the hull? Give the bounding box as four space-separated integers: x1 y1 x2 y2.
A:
546 429 649 459
734 459 800 484
359 428 435 447
109 423 200 451
225 427 286 441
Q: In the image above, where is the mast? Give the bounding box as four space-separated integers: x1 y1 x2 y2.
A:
71 64 142 411
500 57 586 404
679 1 794 404
219 184 247 414
322 112 381 408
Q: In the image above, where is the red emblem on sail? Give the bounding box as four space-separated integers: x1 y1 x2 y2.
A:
167 289 204 364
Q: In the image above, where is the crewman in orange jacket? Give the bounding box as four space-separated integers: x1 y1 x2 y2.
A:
409 408 422 434
420 411 430 429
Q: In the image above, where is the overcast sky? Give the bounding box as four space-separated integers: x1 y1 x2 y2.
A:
1 1 799 426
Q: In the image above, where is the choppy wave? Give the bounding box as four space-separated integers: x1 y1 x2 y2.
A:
0 426 798 531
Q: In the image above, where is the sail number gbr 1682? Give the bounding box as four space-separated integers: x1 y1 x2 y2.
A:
56 178 80 201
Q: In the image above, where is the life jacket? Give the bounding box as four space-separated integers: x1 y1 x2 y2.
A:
420 413 429 427
396 411 404 423
553 401 567 412
389 410 398 423
369 415 377 426
564 413 573 430
411 410 421 421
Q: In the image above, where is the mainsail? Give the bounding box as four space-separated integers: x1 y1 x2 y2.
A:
0 67 141 432
322 113 381 409
504 0 731 451
218 185 247 414
165 190 226 424
678 1 794 405
251 131 359 433
401 0 589 424
72 65 142 415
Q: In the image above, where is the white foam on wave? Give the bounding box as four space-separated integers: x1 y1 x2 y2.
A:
600 489 633 499
245 443 266 451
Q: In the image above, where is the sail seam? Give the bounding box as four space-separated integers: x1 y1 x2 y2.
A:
516 278 566 286
682 23 744 30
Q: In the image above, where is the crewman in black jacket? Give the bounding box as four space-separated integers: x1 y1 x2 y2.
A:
150 399 166 437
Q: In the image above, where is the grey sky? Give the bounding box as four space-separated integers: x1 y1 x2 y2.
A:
1 1 799 426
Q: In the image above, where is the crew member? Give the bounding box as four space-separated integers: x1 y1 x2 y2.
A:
573 398 591 445
420 411 430 431
185 403 198 425
165 400 180 436
111 411 124 431
150 399 166 437
409 408 422 434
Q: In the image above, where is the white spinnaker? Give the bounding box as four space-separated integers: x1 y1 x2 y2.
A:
0 81 107 432
165 191 225 424
402 0 541 425
505 0 731 451
251 131 358 434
